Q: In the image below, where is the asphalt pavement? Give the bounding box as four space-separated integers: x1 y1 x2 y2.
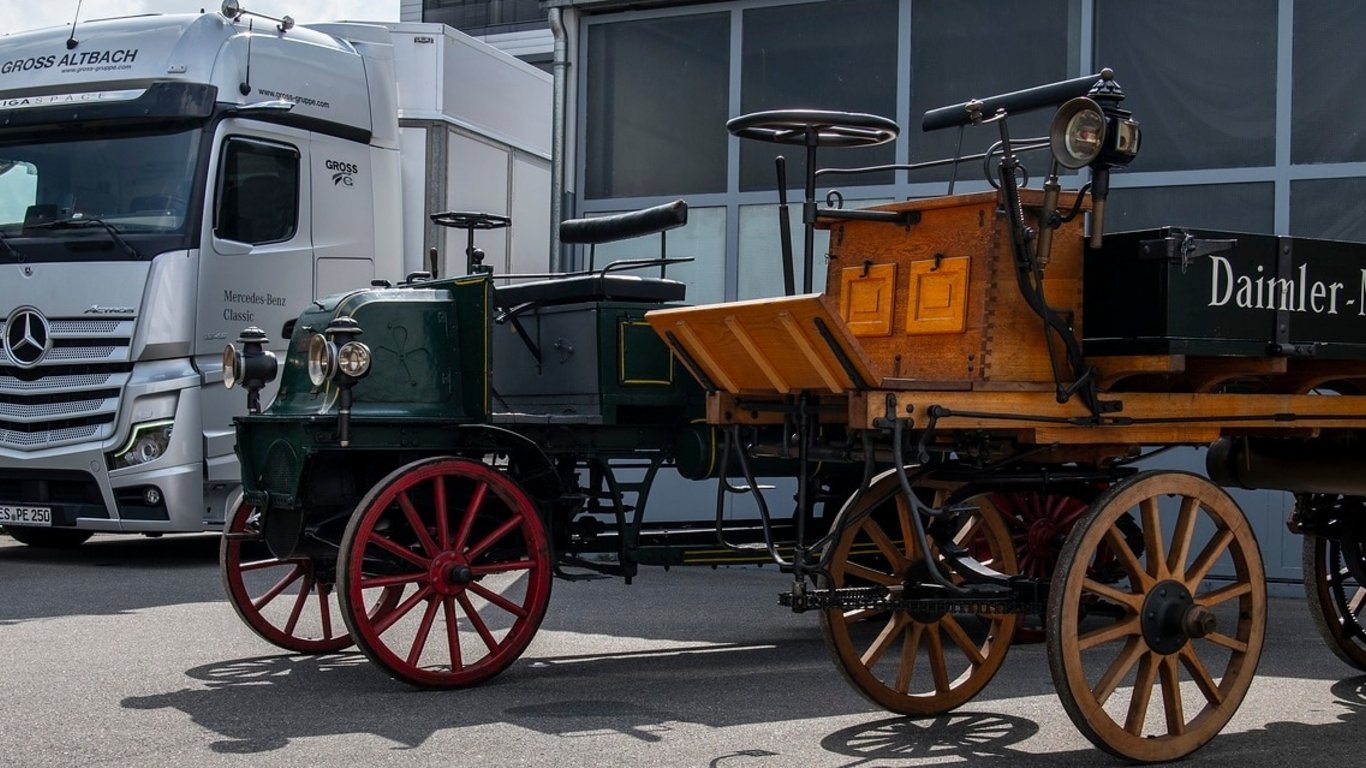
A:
1 531 1363 767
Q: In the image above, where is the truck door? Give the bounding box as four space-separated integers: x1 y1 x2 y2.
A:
197 123 314 357
196 123 314 487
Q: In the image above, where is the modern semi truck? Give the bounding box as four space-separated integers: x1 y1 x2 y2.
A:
0 3 551 546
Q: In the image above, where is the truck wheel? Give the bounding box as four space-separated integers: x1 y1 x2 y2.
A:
338 457 553 688
4 527 93 548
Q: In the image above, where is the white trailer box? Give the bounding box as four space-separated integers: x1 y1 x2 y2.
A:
0 9 550 546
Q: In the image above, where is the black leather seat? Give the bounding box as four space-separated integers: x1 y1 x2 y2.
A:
497 274 686 307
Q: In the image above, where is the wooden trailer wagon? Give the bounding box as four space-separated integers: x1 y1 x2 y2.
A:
220 69 1366 763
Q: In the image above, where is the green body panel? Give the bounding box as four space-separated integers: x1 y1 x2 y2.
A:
235 280 711 512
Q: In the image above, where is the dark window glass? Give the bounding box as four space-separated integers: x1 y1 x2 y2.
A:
584 14 730 199
739 0 899 191
215 138 299 245
1292 1 1366 164
910 0 1078 184
1292 178 1366 243
423 0 545 34
1105 183 1273 234
1094 0 1276 172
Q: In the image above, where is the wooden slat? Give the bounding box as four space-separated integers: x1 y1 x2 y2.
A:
776 311 845 392
646 294 881 395
724 314 790 393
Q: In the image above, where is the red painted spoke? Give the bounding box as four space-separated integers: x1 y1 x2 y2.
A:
398 490 439 558
443 596 463 672
366 530 431 569
1057 499 1089 527
456 592 500 654
466 514 524 562
471 559 537 576
372 584 434 635
434 475 451 551
453 482 489 552
239 557 298 573
359 572 426 589
283 573 313 635
468 580 529 619
252 565 305 611
406 596 442 666
317 583 336 640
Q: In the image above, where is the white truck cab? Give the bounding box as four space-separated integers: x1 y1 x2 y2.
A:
0 6 550 545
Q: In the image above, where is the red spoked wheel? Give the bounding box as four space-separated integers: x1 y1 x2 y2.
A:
220 500 357 654
991 492 1093 643
337 457 553 688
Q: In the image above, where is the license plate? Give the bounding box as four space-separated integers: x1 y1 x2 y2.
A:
0 505 52 527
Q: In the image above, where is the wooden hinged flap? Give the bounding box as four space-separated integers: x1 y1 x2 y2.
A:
646 294 881 395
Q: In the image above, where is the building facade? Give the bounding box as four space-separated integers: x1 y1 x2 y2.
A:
416 0 1366 589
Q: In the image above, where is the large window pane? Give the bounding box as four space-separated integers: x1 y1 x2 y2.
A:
910 0 1079 184
1095 0 1276 172
585 14 730 199
737 198 892 299
1105 183 1273 234
1292 1 1366 164
740 0 899 191
586 206 727 304
1291 178 1366 243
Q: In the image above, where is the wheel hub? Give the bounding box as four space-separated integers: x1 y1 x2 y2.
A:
1140 579 1213 654
1026 518 1059 558
430 552 473 596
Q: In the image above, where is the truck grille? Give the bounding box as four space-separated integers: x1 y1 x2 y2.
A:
0 316 133 450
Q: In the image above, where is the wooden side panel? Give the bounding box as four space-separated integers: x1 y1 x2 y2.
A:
823 190 1087 386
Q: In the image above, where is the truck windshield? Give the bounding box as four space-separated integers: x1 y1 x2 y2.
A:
0 127 202 259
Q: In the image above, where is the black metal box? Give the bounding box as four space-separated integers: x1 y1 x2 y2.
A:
1084 228 1366 359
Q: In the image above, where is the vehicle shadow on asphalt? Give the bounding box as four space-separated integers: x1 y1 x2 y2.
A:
119 626 1366 765
0 534 223 623
817 676 1366 767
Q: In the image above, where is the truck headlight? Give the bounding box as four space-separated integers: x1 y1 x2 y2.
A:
110 420 174 470
1050 97 1106 169
307 333 338 386
337 341 371 378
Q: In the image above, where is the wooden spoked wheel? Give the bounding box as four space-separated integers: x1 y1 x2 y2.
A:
819 471 1018 716
1046 471 1266 763
338 457 553 688
221 500 357 654
1302 529 1366 670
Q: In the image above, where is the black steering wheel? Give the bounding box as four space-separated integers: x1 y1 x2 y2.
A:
429 211 511 230
725 109 899 148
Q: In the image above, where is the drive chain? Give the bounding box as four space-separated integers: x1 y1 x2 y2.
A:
780 585 1041 616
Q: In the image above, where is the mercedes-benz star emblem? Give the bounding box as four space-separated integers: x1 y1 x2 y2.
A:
3 307 52 368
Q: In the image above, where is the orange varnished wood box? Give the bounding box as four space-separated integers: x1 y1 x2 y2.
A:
822 189 1086 389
